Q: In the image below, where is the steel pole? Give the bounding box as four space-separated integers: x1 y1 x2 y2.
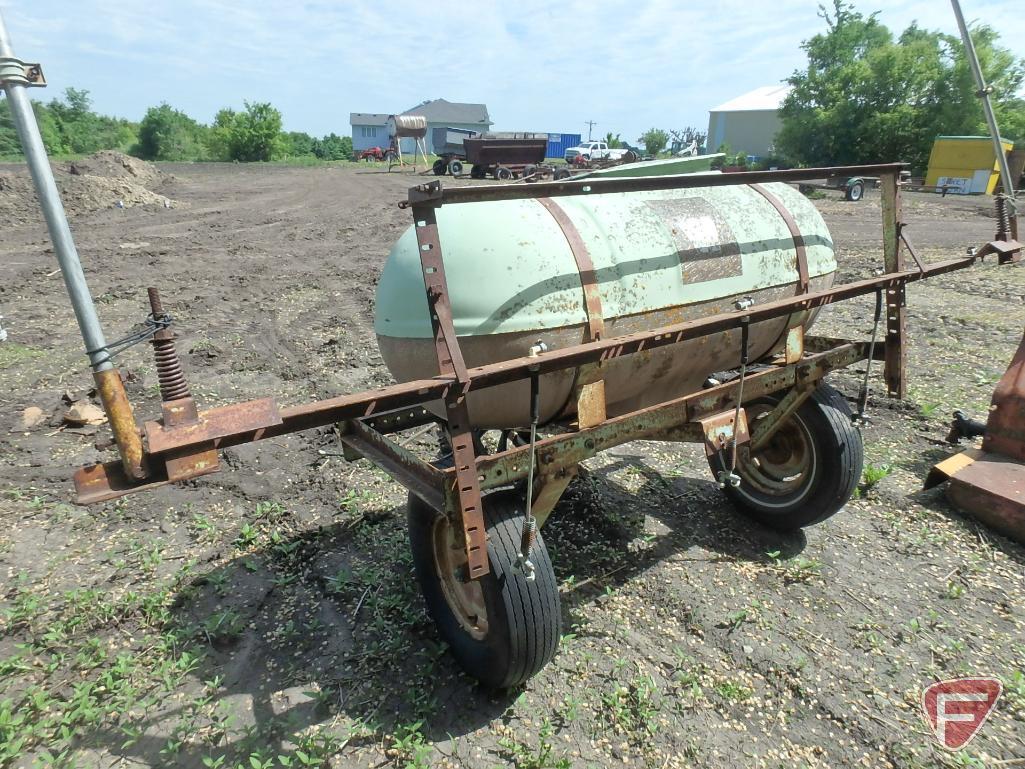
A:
950 0 1017 200
0 11 147 480
0 10 112 371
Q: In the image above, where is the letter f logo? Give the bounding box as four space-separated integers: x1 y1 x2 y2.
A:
923 678 1002 750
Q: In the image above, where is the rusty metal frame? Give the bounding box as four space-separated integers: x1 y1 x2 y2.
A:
70 162 1018 564
749 380 816 452
409 200 489 579
115 251 977 469
402 164 910 208
338 418 446 511
458 342 868 493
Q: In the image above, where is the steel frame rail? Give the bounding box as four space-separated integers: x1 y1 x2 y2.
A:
75 252 980 506
323 340 873 518
67 160 1009 574
401 164 909 208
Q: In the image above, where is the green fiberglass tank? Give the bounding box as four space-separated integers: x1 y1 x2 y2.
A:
375 182 835 429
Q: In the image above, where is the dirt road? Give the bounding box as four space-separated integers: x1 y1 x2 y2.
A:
0 163 1023 768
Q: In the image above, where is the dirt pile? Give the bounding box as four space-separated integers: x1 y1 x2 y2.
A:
64 150 163 186
0 150 173 226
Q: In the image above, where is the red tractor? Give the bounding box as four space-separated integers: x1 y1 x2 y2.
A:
357 146 397 162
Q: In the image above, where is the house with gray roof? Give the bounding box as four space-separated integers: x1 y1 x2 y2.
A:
349 99 492 155
349 113 390 153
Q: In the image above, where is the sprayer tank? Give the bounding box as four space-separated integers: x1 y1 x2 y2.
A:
374 182 834 428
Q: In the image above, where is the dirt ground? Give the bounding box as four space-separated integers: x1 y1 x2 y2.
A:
0 160 1023 769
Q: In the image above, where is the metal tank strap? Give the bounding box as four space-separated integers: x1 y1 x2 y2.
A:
537 197 608 429
749 184 810 294
537 197 605 340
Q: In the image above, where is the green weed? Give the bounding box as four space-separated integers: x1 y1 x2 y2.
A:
599 674 660 740
714 680 753 702
861 463 894 490
498 719 571 769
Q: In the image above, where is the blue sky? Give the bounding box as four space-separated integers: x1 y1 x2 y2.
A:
1 1 1022 142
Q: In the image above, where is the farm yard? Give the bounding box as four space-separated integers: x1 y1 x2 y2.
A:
0 158 1024 769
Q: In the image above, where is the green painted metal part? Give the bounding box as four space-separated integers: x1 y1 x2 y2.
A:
583 153 724 178
374 182 835 340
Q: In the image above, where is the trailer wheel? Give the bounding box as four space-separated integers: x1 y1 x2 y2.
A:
448 159 464 176
553 167 571 181
493 166 513 181
522 164 538 182
845 180 865 202
470 164 485 180
708 383 862 531
407 490 560 688
432 159 447 176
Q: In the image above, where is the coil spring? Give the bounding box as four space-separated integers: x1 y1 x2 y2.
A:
996 195 1012 240
152 337 190 401
519 517 537 555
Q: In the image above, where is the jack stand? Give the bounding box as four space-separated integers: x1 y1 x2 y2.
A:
927 328 1025 543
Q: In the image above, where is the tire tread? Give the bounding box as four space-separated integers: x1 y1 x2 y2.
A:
407 491 560 688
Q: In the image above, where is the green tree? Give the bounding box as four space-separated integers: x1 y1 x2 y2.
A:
603 131 623 149
205 108 236 161
46 88 108 153
222 101 283 162
48 88 138 154
312 132 352 160
283 131 316 157
637 128 669 156
135 103 204 160
0 100 67 156
778 1 1025 171
1 90 134 157
0 100 21 156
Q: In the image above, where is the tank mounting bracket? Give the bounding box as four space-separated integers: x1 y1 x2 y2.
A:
411 200 489 579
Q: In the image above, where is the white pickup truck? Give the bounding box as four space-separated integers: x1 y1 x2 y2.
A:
564 141 634 164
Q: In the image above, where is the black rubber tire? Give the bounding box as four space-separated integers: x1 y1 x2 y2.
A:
522 164 538 181
448 159 464 176
494 166 512 181
846 180 865 202
407 490 560 688
470 164 485 179
709 383 862 531
553 167 571 180
432 158 447 176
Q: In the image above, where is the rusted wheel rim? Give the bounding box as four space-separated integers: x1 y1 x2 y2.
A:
738 404 815 497
431 515 489 640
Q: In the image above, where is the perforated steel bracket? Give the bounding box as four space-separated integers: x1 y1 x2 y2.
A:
411 196 489 580
0 57 45 87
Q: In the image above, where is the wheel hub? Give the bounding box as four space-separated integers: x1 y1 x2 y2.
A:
738 405 814 497
431 515 489 640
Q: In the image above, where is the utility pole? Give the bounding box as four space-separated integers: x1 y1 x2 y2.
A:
585 120 597 141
